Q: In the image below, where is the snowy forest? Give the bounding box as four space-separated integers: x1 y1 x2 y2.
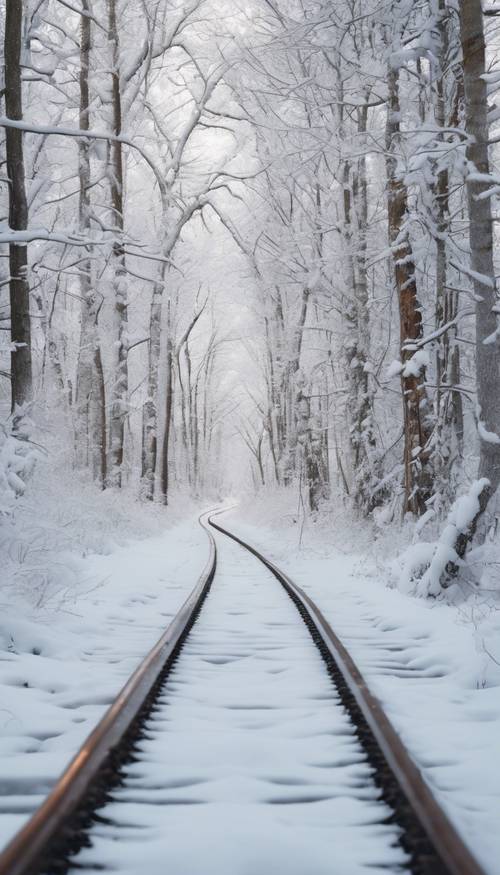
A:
2 0 500 593
1 1 500 873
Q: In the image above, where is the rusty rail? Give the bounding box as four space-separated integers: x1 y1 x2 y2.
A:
209 513 487 875
0 510 488 875
0 512 217 875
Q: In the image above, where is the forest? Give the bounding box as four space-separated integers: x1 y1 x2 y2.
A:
2 0 500 596
1 2 500 874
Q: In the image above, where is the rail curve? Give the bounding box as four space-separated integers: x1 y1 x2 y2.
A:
209 513 485 875
0 513 217 875
0 510 486 875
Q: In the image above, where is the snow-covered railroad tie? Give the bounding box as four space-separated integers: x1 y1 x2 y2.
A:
0 512 486 875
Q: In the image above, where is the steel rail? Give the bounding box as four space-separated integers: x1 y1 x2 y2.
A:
209 513 487 875
0 512 217 875
0 510 488 875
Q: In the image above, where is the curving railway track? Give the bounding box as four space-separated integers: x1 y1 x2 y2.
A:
0 511 487 875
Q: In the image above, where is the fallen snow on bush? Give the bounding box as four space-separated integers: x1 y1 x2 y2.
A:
394 479 493 598
0 412 40 516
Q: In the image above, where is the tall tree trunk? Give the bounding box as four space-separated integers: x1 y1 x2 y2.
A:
296 378 323 512
284 285 309 483
75 1 106 487
433 4 463 504
174 302 205 493
34 281 70 405
386 63 432 517
160 300 174 504
5 0 32 410
456 0 500 543
264 313 283 484
343 101 380 512
107 0 128 487
185 335 195 488
256 432 265 487
142 282 163 499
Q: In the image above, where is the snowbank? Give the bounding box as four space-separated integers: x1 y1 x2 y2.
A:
226 496 500 875
0 432 210 850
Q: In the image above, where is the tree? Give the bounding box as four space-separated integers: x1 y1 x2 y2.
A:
455 0 500 548
75 0 107 486
4 0 32 410
385 36 432 518
107 0 128 487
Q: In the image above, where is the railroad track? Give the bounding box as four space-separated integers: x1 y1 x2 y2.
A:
0 511 486 875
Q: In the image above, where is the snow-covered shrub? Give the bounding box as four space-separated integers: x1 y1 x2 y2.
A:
0 410 40 517
0 409 178 608
393 480 492 598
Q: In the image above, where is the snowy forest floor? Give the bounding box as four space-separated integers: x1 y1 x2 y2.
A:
227 496 500 875
0 466 207 849
0 473 499 873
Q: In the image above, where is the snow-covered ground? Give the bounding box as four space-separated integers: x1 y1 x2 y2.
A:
225 500 500 875
1 466 498 873
68 531 406 875
0 490 210 851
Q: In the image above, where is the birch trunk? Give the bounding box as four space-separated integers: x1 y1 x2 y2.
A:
107 0 128 487
142 283 162 499
296 379 323 512
160 300 174 504
75 1 106 486
433 6 463 501
285 285 309 483
5 0 33 410
343 101 380 511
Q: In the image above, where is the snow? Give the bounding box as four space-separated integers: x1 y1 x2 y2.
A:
395 479 491 597
478 420 500 445
0 419 40 513
386 359 403 379
402 350 429 379
68 532 406 875
0 474 498 873
0 513 209 850
0 220 92 247
450 257 495 289
225 500 500 875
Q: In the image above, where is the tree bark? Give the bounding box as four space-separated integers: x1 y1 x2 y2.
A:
142 283 162 499
107 0 128 487
457 0 500 539
5 0 33 410
386 63 432 517
343 100 380 512
75 0 106 487
433 5 464 503
160 299 174 504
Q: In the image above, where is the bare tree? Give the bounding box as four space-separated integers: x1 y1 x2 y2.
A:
75 0 107 486
107 0 128 487
385 53 432 517
455 0 500 548
4 0 32 410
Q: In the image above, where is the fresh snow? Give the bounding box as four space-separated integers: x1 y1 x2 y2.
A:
68 531 407 875
478 420 500 444
0 493 498 873
401 349 429 378
0 516 209 850
387 359 403 379
404 479 491 597
225 503 500 875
